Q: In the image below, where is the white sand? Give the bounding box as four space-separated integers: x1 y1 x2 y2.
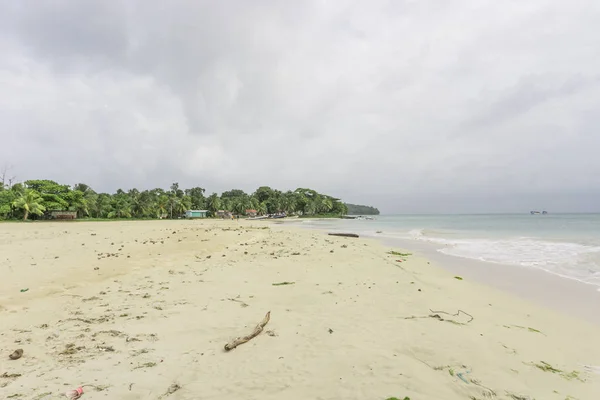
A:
1 220 599 400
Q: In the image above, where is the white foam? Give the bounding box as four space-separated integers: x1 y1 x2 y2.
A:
407 232 600 287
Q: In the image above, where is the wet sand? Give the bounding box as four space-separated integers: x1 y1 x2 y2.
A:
374 235 600 326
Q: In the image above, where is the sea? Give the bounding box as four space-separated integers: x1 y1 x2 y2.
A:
299 214 600 289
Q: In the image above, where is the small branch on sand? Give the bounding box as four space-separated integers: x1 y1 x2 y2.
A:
328 233 359 238
429 309 474 323
506 391 532 400
158 383 181 399
224 311 271 351
227 297 249 307
272 281 295 286
402 309 474 325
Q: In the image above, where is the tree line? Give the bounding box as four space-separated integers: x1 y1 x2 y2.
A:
345 203 380 215
0 178 354 220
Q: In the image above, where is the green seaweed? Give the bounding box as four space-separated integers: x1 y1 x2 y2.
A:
533 361 562 373
272 281 295 286
562 370 583 382
454 276 463 280
134 362 157 369
388 251 412 257
528 361 583 381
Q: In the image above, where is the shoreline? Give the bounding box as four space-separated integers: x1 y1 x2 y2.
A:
373 235 600 326
285 218 600 326
1 220 599 399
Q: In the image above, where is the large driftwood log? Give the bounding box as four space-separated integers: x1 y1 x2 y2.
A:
224 311 271 351
328 233 359 238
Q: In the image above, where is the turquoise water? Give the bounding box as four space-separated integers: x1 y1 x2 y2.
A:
300 214 600 287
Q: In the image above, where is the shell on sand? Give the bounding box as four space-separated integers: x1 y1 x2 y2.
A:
9 348 23 360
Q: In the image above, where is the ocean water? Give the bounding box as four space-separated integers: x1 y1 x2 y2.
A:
299 214 600 288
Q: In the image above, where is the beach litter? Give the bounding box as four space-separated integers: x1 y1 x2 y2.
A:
9 349 23 360
456 370 471 384
65 387 83 399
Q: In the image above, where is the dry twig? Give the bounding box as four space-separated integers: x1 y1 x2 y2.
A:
224 311 271 351
429 309 474 323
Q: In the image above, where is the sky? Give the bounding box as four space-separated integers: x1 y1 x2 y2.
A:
1 0 600 213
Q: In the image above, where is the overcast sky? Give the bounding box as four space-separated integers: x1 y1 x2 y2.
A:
1 0 599 213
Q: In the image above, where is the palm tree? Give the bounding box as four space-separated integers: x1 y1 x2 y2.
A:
107 201 132 218
221 198 232 212
206 193 221 215
13 189 46 220
66 190 89 218
320 196 333 213
92 193 112 218
257 202 267 215
129 190 147 217
155 195 169 218
233 196 252 215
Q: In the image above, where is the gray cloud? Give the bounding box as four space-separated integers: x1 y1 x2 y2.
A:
1 0 600 213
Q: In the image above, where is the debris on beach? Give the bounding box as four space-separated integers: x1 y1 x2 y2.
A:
9 349 23 360
505 391 532 400
64 387 83 399
1 372 22 378
224 311 271 351
402 309 474 325
158 383 181 399
272 281 295 286
388 251 412 257
328 233 359 238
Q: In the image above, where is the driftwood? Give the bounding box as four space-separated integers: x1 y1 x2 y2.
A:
328 233 359 238
272 281 295 286
224 311 271 351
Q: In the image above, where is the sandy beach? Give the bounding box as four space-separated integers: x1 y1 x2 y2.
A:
1 220 599 400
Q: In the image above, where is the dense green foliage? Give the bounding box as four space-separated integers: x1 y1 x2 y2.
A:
344 203 380 215
0 178 355 220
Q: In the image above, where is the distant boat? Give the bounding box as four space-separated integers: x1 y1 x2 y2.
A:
530 211 548 215
247 216 268 220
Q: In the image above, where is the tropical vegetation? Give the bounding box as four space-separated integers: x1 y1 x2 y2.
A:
0 177 368 221
345 203 380 215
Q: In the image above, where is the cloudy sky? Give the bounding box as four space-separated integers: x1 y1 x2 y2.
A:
1 0 599 213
